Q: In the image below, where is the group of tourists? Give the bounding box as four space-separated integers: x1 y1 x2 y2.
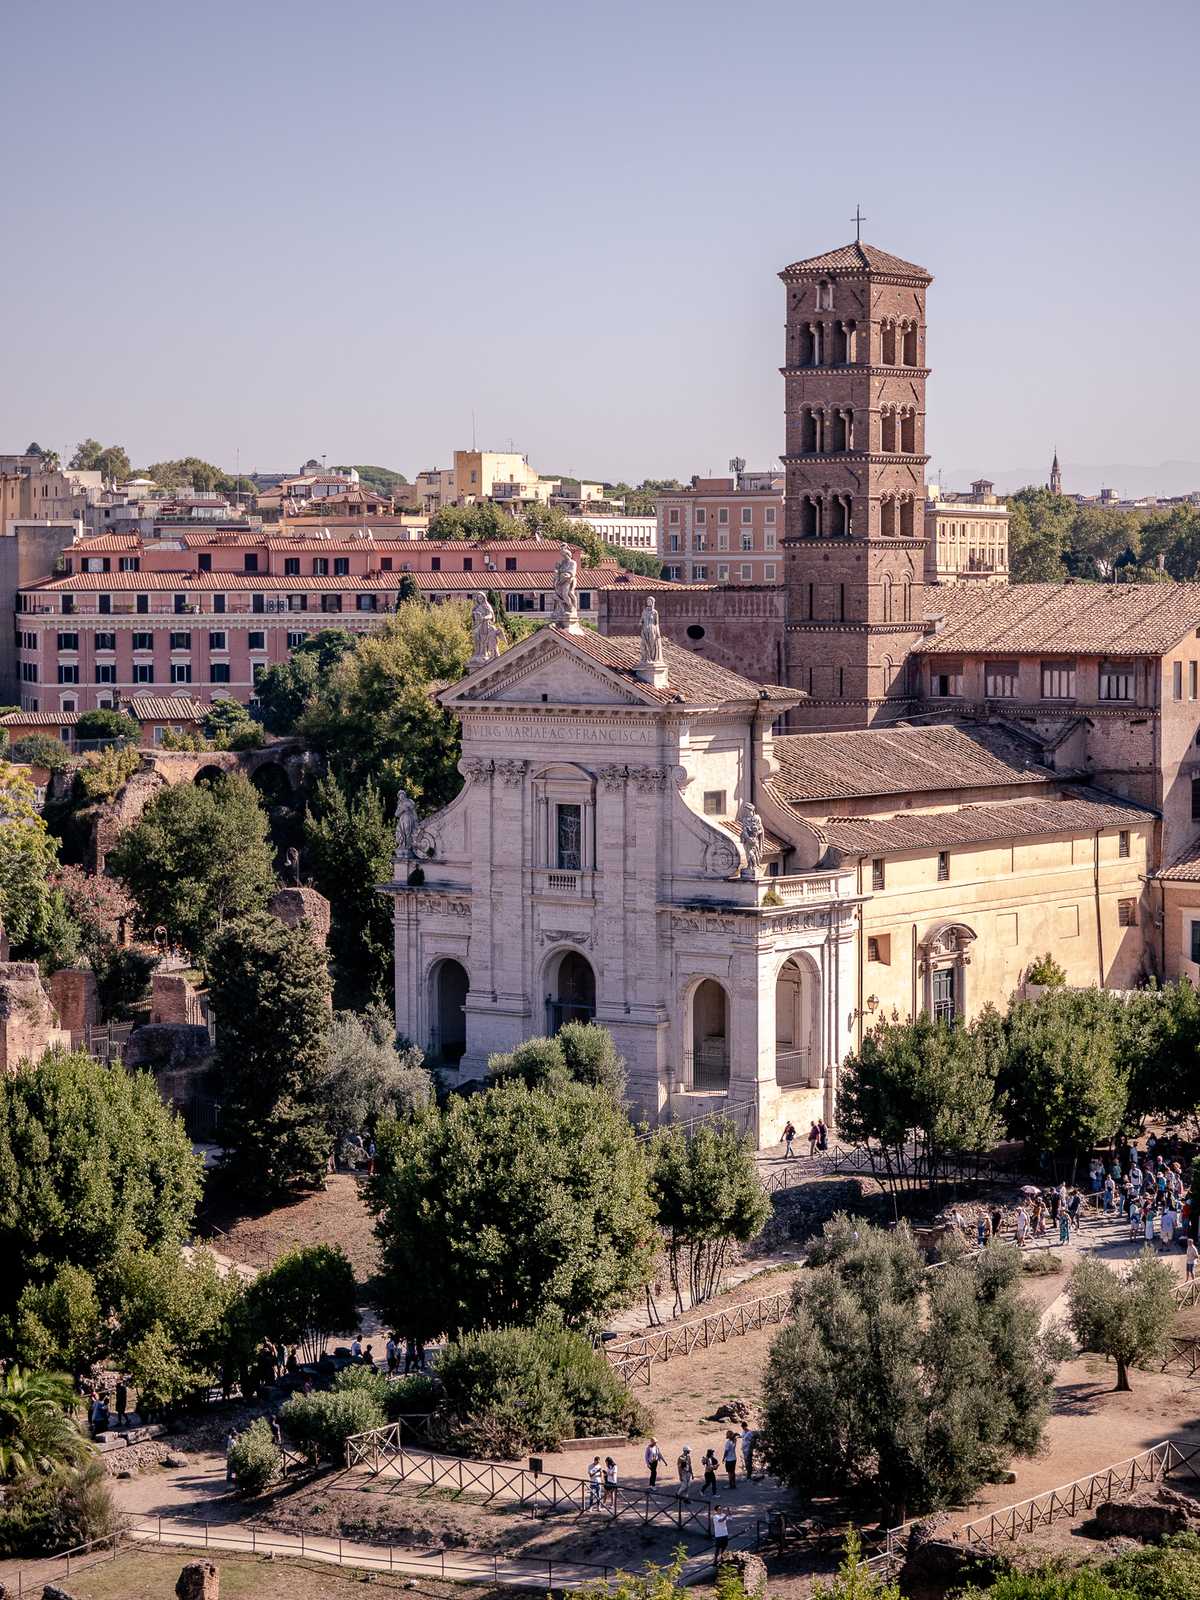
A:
85 1374 133 1436
385 1334 426 1374
781 1121 828 1160
586 1426 760 1512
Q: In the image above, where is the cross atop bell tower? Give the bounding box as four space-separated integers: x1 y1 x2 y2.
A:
778 236 933 728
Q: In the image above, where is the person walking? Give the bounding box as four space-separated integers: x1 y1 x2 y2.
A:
808 1120 820 1157
1187 1238 1198 1282
587 1455 603 1509
782 1121 796 1159
225 1427 239 1484
817 1120 828 1152
712 1505 730 1563
990 1205 1004 1241
676 1445 694 1500
701 1447 719 1497
740 1425 757 1481
723 1430 738 1489
976 1211 991 1249
603 1456 619 1510
1058 1206 1071 1246
645 1437 663 1488
1015 1206 1028 1247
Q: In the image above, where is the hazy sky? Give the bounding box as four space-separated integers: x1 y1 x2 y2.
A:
4 0 1196 492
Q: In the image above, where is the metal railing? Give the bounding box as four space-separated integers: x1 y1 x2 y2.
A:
958 1438 1200 1550
774 1049 814 1088
681 1041 731 1093
638 1099 758 1142
604 1286 793 1382
342 1434 717 1536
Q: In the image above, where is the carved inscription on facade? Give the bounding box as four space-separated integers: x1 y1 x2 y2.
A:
464 715 655 745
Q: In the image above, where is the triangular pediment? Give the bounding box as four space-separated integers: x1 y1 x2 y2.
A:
443 631 657 708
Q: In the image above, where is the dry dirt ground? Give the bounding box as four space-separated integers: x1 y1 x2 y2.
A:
200 1173 379 1281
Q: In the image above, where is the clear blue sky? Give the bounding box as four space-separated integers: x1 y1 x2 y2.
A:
4 0 1197 492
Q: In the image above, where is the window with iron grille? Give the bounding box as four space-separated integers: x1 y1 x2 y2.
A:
1118 899 1137 927
871 858 885 891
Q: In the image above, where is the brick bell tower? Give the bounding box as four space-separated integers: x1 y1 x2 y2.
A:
779 233 933 728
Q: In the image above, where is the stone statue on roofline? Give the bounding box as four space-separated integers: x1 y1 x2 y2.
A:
468 590 502 668
393 788 419 858
639 596 664 668
552 542 579 626
739 801 766 879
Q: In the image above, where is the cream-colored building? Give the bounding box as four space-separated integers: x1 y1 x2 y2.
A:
388 613 1155 1144
452 451 551 507
924 480 1009 585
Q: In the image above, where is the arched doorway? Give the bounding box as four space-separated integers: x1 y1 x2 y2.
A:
689 979 729 1092
547 950 595 1033
430 959 468 1064
775 957 818 1088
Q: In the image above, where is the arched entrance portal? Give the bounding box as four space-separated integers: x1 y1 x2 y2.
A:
775 957 819 1088
547 950 595 1034
688 979 730 1092
429 959 468 1065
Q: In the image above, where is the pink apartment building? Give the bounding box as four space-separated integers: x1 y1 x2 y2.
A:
656 472 784 585
12 531 631 712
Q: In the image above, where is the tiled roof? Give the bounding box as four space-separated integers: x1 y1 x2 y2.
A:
771 724 1055 803
0 695 206 728
779 240 930 279
818 790 1154 857
28 568 670 597
563 630 799 707
1156 840 1200 881
70 533 142 550
918 583 1200 657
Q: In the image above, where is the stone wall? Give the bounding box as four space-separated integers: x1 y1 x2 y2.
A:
0 963 71 1074
49 966 98 1038
267 885 331 948
600 585 786 686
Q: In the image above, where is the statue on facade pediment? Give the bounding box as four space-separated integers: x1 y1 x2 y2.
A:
393 788 419 857
639 596 664 667
469 591 502 667
739 802 766 879
552 543 579 625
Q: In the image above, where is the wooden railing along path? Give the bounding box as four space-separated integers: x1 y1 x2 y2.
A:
343 1429 717 1537
604 1286 793 1384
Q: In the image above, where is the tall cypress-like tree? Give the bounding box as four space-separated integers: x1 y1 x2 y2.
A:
209 911 332 1200
304 774 394 1008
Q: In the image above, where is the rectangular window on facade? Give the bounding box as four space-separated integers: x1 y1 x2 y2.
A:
693 564 708 581
213 595 226 613
356 595 377 611
1192 775 1200 822
210 663 230 683
1100 666 1134 701
57 632 78 651
136 594 148 614
740 564 752 579
702 790 726 815
284 558 300 576
334 558 350 576
243 554 259 573
555 803 583 871
98 594 111 614
95 664 116 684
248 631 265 650
313 558 329 575
871 858 886 891
170 664 192 684
132 632 153 651
937 850 950 881
119 556 139 572
668 534 679 552
867 934 891 963
133 663 154 683
931 668 963 697
765 532 777 551
169 632 190 651
430 557 440 572
668 508 680 526
1174 661 1184 700
462 557 473 572
718 508 729 525
95 633 115 651
765 506 776 524
61 596 74 615
1192 661 1198 701
252 594 265 613
1041 661 1076 699
741 533 753 551
985 661 1018 698
56 665 79 684
932 966 957 1023
741 507 752 524
198 553 212 572
1118 898 1137 927
209 631 227 651
505 558 517 571
695 508 706 526
764 563 777 580
1192 920 1200 965
174 594 187 614
287 631 306 648
1119 830 1131 858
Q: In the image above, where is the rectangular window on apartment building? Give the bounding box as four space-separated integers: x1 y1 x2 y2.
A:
580 592 591 610
937 850 950 882
252 594 265 613
1192 662 1198 701
169 632 190 651
132 632 153 651
1100 665 1134 701
1040 661 1076 699
334 558 350 576
668 534 680 552
173 594 187 614
61 596 74 615
765 532 777 551
871 858 886 891
287 632 306 649
243 553 259 573
985 661 1019 698
210 663 230 684
98 594 111 614
133 664 154 684
170 664 192 684
664 566 681 581
20 663 37 683
57 665 79 684
94 664 116 684
248 631 265 651
95 633 115 651
668 508 680 525
208 631 226 651
693 564 708 581
82 557 105 573
381 558 393 572
284 558 300 576
119 556 139 572
717 564 729 581
213 595 226 613
430 557 440 572
198 553 212 572
505 558 517 571
1174 661 1184 700
740 564 752 580
764 563 777 580
322 596 343 613
702 791 726 815
462 557 473 572
931 667 964 697
765 506 776 524
356 595 377 611
136 594 148 614
1118 830 1131 858
716 532 728 551
718 508 729 525
57 632 78 651
1118 898 1137 927
741 507 752 524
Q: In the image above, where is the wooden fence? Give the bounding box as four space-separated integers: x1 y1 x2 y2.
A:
958 1438 1200 1550
1161 1337 1200 1376
342 1431 716 1537
1176 1279 1200 1309
604 1287 793 1383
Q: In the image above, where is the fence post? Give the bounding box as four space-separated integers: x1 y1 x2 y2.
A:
549 1560 554 1590
339 1535 343 1564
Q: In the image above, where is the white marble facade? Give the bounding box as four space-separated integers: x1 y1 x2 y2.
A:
385 622 858 1145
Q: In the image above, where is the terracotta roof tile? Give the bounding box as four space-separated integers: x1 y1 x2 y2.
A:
552 630 800 708
772 724 1055 803
918 583 1200 657
780 240 930 279
818 790 1154 856
1156 840 1200 881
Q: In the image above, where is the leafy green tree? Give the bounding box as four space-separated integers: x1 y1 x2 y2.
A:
811 1531 902 1600
0 764 62 949
1006 487 1077 583
0 1368 91 1480
1067 1248 1176 1392
648 1121 770 1312
1024 952 1067 987
106 773 275 961
210 911 333 1199
369 1077 654 1340
201 698 253 743
280 1374 385 1464
106 1246 245 1412
146 457 229 492
1137 504 1200 580
1124 980 1200 1132
0 1049 201 1333
73 708 139 743
761 1221 1061 1521
426 502 516 542
837 1014 1004 1204
1000 990 1129 1166
72 744 141 803
487 1020 627 1100
304 773 394 1006
351 464 409 496
68 439 103 470
245 1244 359 1365
322 1006 430 1151
7 735 70 773
301 601 472 809
12 1266 103 1381
255 629 356 734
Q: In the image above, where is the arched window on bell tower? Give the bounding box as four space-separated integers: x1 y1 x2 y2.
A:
816 279 833 310
902 321 918 365
880 320 897 366
880 407 897 454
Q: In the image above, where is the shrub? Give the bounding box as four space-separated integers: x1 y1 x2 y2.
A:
226 724 266 751
1025 952 1067 987
0 1460 117 1557
9 735 71 773
74 709 140 744
385 1373 440 1419
280 1384 386 1464
228 1418 282 1493
73 745 141 803
436 1326 650 1458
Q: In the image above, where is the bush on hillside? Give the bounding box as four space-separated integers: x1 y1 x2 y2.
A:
228 1418 283 1493
280 1377 386 1464
0 1460 118 1557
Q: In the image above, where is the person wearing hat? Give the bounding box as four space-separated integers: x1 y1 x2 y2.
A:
676 1444 693 1500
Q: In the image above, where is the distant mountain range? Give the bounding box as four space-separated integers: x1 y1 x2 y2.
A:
941 461 1200 500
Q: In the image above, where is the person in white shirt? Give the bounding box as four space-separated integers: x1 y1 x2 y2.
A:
712 1505 730 1560
644 1437 663 1488
350 1336 363 1361
587 1455 602 1508
1187 1238 1198 1281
